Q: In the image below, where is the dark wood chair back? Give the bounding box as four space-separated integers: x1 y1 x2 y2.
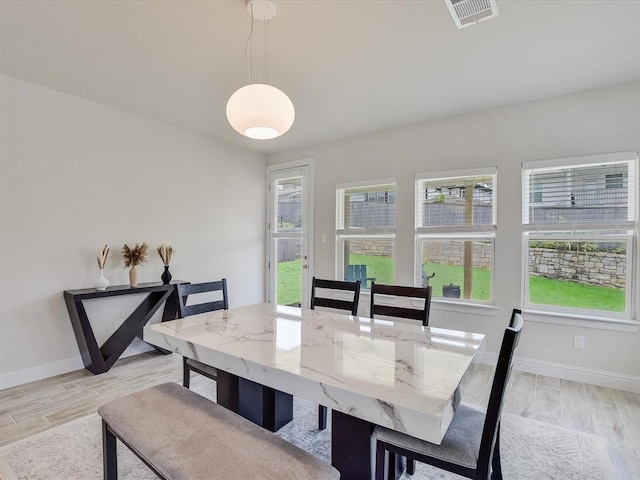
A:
310 277 361 316
176 279 228 318
476 308 524 476
369 282 432 326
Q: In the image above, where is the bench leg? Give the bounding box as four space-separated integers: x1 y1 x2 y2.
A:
182 357 191 389
318 405 328 430
102 420 118 480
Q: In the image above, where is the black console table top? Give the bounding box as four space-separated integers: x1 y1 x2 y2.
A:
64 280 187 375
65 281 182 299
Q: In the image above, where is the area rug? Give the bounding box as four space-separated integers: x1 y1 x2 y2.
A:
0 383 614 480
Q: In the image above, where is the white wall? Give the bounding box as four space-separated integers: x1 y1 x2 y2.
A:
267 81 640 389
0 75 266 387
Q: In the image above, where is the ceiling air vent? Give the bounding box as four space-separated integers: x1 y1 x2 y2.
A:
445 0 499 29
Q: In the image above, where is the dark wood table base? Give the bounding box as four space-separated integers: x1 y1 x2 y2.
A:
216 370 293 432
330 410 405 480
215 372 404 479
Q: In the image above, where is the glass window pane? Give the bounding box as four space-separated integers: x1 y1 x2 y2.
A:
342 239 394 288
276 238 302 306
420 239 493 301
524 161 633 225
417 175 495 228
527 240 627 312
337 183 396 232
275 177 302 233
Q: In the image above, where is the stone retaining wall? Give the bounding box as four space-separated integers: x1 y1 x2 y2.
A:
422 240 492 270
350 239 493 269
348 240 394 257
349 241 626 289
529 248 626 289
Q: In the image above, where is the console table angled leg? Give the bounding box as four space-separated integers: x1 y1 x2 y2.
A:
101 290 173 370
64 295 106 374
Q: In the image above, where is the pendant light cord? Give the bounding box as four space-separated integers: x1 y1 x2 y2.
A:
264 3 269 84
244 2 272 85
244 4 255 84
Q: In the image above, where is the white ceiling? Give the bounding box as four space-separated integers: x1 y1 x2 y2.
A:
1 0 639 154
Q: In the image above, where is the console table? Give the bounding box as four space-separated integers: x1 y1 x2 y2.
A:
64 281 186 374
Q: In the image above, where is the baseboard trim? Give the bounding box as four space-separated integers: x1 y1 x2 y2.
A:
480 352 640 393
0 340 156 390
0 356 85 390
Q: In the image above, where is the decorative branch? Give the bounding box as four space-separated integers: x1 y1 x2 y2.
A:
96 244 110 269
157 244 175 266
122 243 149 268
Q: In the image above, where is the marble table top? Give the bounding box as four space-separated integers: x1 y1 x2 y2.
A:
143 303 485 444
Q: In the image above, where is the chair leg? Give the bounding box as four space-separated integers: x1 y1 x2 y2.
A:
406 458 416 475
182 357 191 389
387 451 398 480
318 405 328 430
375 441 387 480
102 420 118 480
491 427 503 480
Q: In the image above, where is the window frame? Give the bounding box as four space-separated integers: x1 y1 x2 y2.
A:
521 151 638 322
414 167 497 306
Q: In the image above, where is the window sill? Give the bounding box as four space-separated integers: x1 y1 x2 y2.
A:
522 309 640 332
430 299 499 317
358 291 499 317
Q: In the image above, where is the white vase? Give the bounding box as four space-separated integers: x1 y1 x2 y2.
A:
94 269 109 291
129 266 138 287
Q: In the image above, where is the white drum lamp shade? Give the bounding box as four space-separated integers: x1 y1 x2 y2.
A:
226 83 295 140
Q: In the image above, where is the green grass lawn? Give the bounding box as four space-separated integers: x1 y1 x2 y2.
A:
277 255 625 312
277 259 302 306
348 254 395 285
528 276 624 312
421 262 491 301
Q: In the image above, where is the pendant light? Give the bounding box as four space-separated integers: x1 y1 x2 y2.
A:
226 0 295 140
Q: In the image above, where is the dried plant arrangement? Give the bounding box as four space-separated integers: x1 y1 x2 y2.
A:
122 243 149 268
157 244 175 266
96 244 110 269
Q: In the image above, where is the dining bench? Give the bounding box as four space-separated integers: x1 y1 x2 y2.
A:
98 382 340 480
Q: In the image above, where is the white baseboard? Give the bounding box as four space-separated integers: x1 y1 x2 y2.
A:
480 352 640 393
0 340 156 390
0 356 85 391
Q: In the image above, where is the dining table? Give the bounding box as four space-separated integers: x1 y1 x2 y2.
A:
143 302 485 480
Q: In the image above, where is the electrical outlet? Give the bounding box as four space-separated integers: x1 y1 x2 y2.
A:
573 334 585 350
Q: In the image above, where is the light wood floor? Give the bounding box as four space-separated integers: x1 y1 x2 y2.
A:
1 352 639 479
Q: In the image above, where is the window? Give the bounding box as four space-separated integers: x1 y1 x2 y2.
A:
336 179 396 289
522 151 637 319
415 168 497 303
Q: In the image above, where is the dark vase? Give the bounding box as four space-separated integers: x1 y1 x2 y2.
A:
161 266 172 284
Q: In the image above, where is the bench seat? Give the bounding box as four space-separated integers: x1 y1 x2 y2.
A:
98 382 339 480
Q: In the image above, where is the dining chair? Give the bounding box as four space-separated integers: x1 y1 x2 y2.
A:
373 308 524 480
311 277 361 316
310 276 361 430
369 282 432 326
370 281 432 471
176 279 228 389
